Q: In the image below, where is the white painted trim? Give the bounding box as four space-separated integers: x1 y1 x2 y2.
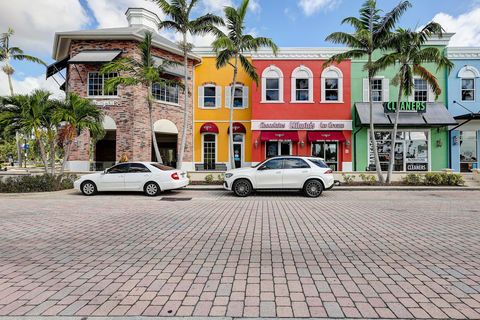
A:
261 65 284 103
200 133 218 164
458 65 480 78
86 71 119 98
321 66 343 103
291 65 314 103
461 78 476 103
251 120 352 131
228 133 246 168
447 47 480 59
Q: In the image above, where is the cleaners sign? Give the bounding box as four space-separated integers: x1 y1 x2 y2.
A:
383 102 427 114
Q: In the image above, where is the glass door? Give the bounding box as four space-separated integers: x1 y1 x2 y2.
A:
280 141 291 155
312 142 338 171
233 134 244 168
266 141 291 158
393 141 404 172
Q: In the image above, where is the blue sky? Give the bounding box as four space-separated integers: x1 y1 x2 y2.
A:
1 0 480 96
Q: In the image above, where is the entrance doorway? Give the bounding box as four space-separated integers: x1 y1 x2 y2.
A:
312 142 338 171
153 119 179 168
95 130 116 171
233 134 244 168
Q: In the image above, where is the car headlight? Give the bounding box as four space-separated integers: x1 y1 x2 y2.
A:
225 173 234 179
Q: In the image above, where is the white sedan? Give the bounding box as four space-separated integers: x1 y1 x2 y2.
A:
224 156 335 197
74 162 189 196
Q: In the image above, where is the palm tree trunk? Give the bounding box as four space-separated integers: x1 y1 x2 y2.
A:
15 131 22 168
148 84 162 163
35 130 48 174
229 55 239 169
177 33 189 170
60 141 72 175
49 136 56 175
368 68 384 183
387 78 404 184
6 72 14 96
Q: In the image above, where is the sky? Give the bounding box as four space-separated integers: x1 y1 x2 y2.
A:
1 0 480 98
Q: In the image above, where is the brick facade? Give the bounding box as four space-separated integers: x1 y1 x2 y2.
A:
66 40 195 166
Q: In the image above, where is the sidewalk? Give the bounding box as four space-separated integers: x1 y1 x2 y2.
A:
185 184 480 191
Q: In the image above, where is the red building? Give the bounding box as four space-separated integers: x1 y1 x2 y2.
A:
251 49 352 171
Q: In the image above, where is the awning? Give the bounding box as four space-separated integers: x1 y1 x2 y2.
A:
152 56 188 78
454 113 480 120
355 103 457 127
200 122 219 133
260 131 299 142
68 50 122 64
46 57 69 79
227 122 247 134
307 131 346 142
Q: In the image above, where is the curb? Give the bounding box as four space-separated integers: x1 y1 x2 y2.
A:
183 186 480 191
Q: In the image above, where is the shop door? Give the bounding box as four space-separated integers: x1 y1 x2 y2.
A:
312 142 338 171
393 141 404 171
233 134 244 168
280 142 291 156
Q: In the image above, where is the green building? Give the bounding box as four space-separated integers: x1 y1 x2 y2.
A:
351 34 457 172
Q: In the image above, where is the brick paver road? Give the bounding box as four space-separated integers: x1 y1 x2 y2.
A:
0 189 479 319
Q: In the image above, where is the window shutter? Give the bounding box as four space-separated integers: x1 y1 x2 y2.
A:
363 78 370 102
242 86 249 108
225 86 231 108
215 86 222 108
428 85 436 102
198 86 204 108
382 78 390 102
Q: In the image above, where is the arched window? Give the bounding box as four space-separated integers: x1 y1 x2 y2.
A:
458 66 480 102
321 66 343 103
261 65 283 102
291 66 313 103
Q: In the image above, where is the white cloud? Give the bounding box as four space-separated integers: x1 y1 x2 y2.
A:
0 0 90 54
201 0 234 14
432 8 480 46
0 68 65 99
249 0 261 14
298 0 341 16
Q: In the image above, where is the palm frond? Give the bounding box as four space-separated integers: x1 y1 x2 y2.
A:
413 64 441 98
239 54 258 85
12 53 46 66
376 1 411 36
325 32 365 48
215 49 235 69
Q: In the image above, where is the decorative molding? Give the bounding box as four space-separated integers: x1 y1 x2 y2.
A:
447 47 480 59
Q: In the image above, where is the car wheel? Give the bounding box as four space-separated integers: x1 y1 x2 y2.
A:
233 179 253 197
144 181 160 197
303 179 323 198
81 181 97 196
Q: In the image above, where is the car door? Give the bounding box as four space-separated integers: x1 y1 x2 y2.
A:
125 163 152 190
254 158 284 189
98 163 129 191
282 158 312 188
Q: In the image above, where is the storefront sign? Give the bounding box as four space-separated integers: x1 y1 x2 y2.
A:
91 100 117 107
407 163 428 171
383 102 427 114
252 120 352 131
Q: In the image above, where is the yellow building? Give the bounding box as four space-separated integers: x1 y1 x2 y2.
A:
193 50 252 171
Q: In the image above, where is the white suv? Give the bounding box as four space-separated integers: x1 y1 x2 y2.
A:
224 156 335 197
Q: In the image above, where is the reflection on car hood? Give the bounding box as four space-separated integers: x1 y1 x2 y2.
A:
227 167 253 174
78 172 101 180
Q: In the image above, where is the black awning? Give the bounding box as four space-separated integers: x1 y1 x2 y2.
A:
355 102 457 127
46 57 69 79
454 113 480 120
60 82 66 92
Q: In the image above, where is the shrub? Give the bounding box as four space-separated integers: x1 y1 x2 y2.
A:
402 173 423 186
443 173 465 186
424 172 444 186
359 173 377 185
217 173 225 182
342 173 356 185
204 174 214 184
0 174 77 193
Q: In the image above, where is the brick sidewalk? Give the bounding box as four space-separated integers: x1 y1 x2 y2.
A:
0 190 479 318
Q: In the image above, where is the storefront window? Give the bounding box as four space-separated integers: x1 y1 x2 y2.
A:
266 141 291 158
460 131 477 172
369 130 429 171
414 79 428 102
203 134 216 170
462 79 475 101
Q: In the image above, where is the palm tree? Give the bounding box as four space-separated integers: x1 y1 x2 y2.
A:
324 0 411 183
372 23 453 183
1 27 46 167
55 94 103 175
153 0 223 169
0 90 57 173
101 32 179 163
213 0 278 169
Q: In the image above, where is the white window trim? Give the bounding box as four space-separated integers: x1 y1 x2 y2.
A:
261 65 284 103
410 77 433 103
199 84 222 110
265 141 292 158
461 78 476 103
225 85 249 109
87 72 119 98
291 66 314 103
200 133 218 164
321 66 344 103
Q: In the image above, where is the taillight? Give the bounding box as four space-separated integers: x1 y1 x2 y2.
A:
325 169 333 174
171 172 179 180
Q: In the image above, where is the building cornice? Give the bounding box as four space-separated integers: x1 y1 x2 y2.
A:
447 47 480 59
425 33 455 46
192 47 349 60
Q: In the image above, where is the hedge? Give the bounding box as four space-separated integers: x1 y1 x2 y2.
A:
0 174 77 193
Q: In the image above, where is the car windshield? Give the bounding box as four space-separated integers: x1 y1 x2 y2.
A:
308 158 330 169
151 163 175 171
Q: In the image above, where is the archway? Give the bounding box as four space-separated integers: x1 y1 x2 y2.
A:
94 115 116 171
153 119 178 167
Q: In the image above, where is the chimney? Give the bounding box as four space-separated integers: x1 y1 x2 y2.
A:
125 8 160 31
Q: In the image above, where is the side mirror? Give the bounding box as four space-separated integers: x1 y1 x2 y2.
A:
257 165 267 171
